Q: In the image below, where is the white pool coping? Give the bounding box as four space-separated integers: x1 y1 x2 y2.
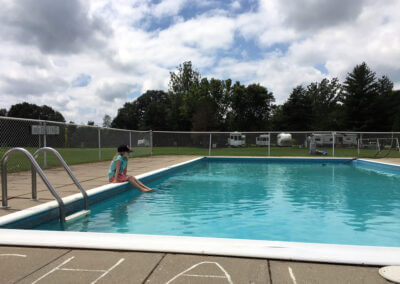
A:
1 156 400 266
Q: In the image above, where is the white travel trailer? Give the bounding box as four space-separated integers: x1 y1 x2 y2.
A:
228 132 246 147
309 134 357 146
256 134 270 146
137 139 150 147
340 134 358 146
277 133 292 147
309 134 333 146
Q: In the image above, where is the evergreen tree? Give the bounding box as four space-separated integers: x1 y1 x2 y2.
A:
342 62 378 130
277 86 313 131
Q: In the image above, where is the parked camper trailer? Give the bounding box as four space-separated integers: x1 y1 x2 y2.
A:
341 134 357 146
309 134 357 146
256 134 270 146
137 139 150 147
277 133 292 146
228 132 246 147
310 134 333 146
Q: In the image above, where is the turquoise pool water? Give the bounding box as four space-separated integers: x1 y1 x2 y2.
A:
35 158 400 247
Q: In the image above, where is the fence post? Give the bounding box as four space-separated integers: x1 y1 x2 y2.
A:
150 130 153 156
357 137 360 156
98 128 101 161
129 131 132 149
209 133 212 156
43 121 47 168
332 131 335 157
268 132 271 156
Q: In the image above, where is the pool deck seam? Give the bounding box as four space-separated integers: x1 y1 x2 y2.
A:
141 253 167 283
268 259 273 284
14 248 73 283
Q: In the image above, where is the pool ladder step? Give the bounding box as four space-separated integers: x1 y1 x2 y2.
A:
65 210 90 222
1 147 90 224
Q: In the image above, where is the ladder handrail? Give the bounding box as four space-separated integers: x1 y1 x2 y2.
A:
1 147 66 223
32 147 89 210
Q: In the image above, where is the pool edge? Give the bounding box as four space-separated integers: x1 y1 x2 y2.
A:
0 229 399 266
1 156 400 266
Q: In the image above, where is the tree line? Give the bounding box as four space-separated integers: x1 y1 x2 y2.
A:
2 61 399 131
111 61 400 131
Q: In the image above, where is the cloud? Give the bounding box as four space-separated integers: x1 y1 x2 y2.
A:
96 82 135 102
151 0 187 18
0 76 69 96
231 1 241 10
0 0 110 54
0 0 400 125
279 0 367 31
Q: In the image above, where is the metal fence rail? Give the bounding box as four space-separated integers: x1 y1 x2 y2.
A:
1 116 400 173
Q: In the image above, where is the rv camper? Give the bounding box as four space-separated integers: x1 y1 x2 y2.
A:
277 133 292 147
309 134 357 146
309 134 333 146
228 132 246 147
137 139 150 147
341 134 357 146
256 134 270 146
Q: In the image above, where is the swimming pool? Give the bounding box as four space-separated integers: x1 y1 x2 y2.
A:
32 157 400 247
1 157 400 265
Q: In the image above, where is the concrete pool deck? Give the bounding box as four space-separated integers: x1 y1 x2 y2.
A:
0 155 397 283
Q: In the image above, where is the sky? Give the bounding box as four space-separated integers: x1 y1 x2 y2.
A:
1 0 400 125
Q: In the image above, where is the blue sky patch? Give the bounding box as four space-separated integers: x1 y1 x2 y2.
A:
71 74 92 87
314 63 328 75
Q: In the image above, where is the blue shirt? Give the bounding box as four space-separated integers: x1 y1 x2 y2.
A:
108 155 128 179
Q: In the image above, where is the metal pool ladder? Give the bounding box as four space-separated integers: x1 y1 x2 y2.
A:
1 147 90 223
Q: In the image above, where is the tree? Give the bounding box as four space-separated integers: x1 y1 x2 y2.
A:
111 102 140 130
306 78 343 130
167 61 201 130
7 102 65 122
102 114 112 127
137 90 169 130
274 86 313 131
0 108 6 116
111 90 169 130
227 82 275 131
169 61 201 95
87 121 94 126
342 62 379 130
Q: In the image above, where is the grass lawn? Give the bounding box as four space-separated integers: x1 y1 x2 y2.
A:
1 146 399 173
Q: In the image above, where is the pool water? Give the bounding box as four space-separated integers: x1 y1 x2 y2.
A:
35 158 400 247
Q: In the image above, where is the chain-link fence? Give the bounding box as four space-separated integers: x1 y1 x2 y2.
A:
152 130 400 159
1 116 400 173
0 117 151 173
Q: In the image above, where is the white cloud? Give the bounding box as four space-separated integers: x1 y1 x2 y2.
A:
151 0 186 18
0 0 399 125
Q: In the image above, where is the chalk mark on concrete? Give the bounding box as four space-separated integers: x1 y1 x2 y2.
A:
0 254 27 257
166 261 233 284
31 256 125 284
288 266 297 284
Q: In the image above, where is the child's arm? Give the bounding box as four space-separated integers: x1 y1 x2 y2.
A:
123 164 127 175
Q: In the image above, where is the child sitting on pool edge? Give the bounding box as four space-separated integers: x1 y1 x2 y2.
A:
108 144 152 192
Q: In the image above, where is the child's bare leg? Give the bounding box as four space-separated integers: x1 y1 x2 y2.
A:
129 176 151 190
128 177 152 192
135 179 152 190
